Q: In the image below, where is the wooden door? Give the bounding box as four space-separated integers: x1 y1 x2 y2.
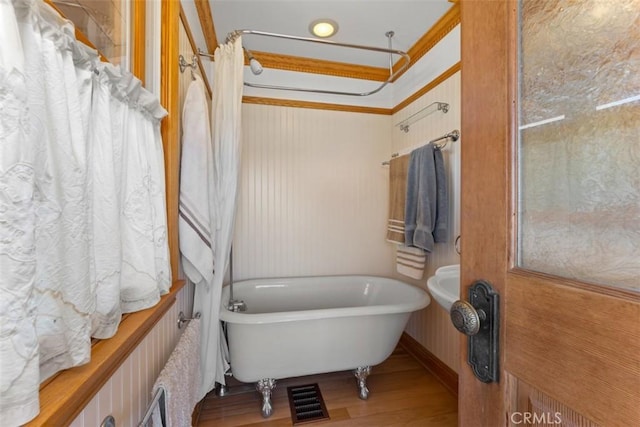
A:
459 1 640 426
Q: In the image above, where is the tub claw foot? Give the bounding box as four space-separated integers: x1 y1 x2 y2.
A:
215 382 228 397
256 378 276 418
354 366 371 400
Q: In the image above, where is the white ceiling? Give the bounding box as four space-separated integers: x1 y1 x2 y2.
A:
180 0 460 107
207 0 454 68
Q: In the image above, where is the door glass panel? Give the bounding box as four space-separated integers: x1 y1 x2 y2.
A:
517 0 640 292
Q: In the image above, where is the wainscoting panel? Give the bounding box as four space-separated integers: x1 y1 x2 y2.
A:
68 283 195 427
234 104 395 281
391 71 462 373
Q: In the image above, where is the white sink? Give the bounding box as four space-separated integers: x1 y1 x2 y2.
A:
426 264 460 312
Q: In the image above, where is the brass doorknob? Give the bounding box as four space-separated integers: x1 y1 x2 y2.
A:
450 300 485 336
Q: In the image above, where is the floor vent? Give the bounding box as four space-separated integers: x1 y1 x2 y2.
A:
287 383 330 425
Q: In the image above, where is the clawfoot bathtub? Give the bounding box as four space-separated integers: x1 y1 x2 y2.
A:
219 275 430 417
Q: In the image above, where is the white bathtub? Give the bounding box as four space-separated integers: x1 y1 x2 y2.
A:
219 275 429 415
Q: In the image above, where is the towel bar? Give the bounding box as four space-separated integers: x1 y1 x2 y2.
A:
139 387 166 427
382 129 460 165
177 311 201 329
100 415 116 427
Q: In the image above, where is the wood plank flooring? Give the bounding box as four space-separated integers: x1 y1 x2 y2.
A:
195 347 458 426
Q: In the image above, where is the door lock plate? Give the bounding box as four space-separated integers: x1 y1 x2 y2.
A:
467 280 499 383
450 280 500 383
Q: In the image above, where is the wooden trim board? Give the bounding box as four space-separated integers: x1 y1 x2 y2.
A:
194 0 218 54
180 5 213 98
161 0 181 281
399 332 459 398
242 96 393 115
131 0 146 85
392 3 461 82
249 50 389 82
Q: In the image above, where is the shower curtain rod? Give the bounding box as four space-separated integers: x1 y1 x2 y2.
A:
381 130 460 165
198 29 411 96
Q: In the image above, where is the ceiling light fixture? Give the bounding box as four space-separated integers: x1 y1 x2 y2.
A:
309 19 338 38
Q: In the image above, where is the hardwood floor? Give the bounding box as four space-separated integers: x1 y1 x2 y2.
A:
195 347 458 426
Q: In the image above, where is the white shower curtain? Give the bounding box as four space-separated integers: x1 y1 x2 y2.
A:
0 0 170 424
194 37 245 399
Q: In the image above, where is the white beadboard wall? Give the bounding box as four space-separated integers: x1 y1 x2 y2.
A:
68 21 200 427
233 74 461 373
392 71 462 373
233 105 395 280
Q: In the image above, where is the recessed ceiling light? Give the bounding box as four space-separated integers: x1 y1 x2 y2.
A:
309 19 339 38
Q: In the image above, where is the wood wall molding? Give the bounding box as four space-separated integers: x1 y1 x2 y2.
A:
392 3 461 82
250 51 389 82
392 62 461 114
131 0 146 85
179 5 213 98
242 96 392 115
399 332 459 398
161 0 181 281
194 0 218 54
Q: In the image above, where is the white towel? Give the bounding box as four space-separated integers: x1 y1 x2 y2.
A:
179 75 216 286
396 245 426 280
152 318 201 427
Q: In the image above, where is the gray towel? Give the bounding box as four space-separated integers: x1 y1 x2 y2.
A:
404 143 448 251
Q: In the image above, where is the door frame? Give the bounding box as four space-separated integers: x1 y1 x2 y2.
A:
460 0 515 422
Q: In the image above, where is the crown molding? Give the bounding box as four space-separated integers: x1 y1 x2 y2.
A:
250 51 389 82
391 3 460 82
